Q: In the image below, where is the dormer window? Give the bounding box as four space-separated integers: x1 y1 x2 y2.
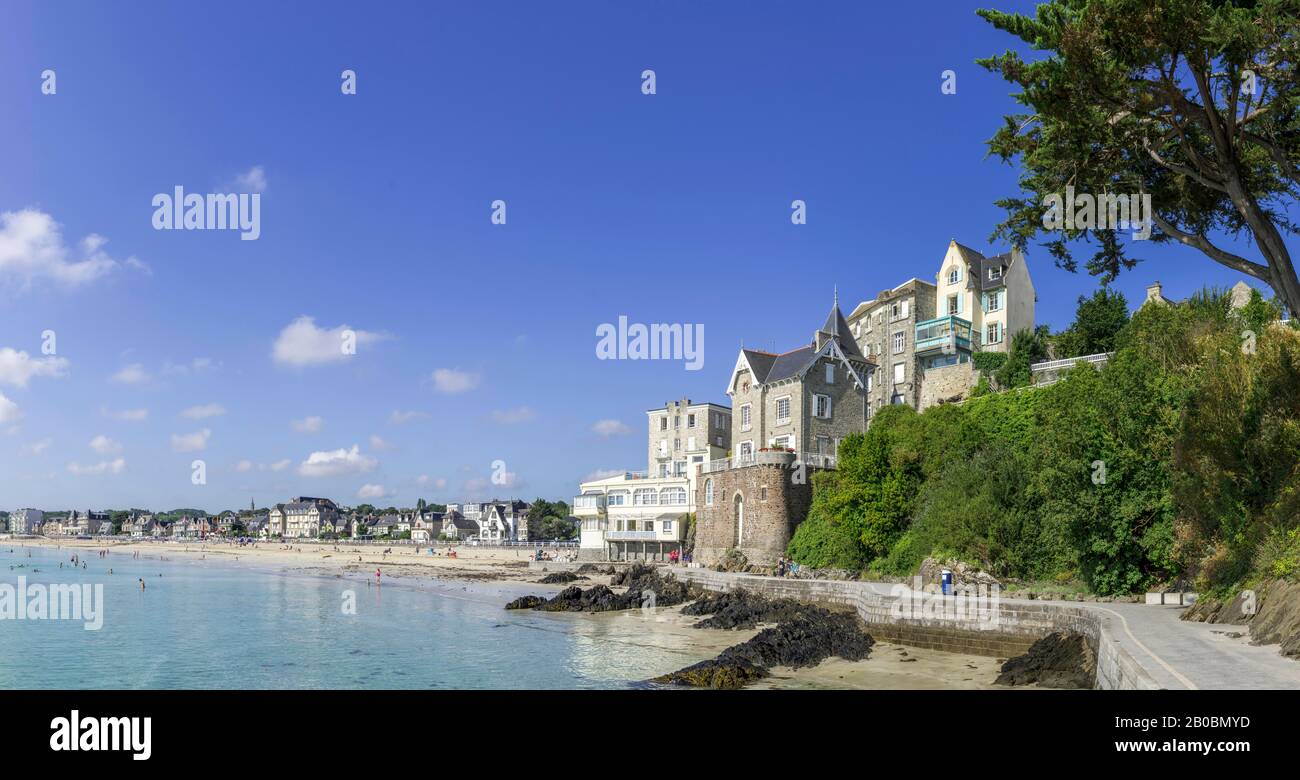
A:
947 266 961 285
989 266 1002 281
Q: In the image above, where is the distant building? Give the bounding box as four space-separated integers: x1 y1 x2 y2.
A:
440 509 478 540
268 497 339 538
9 508 44 534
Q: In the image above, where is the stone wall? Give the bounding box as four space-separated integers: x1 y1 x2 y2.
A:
668 568 1160 690
918 361 980 410
694 460 814 566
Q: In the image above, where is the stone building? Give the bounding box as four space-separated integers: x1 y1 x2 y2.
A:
646 398 730 482
847 277 937 420
693 298 873 566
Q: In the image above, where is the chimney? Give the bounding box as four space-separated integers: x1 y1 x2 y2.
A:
1146 280 1163 301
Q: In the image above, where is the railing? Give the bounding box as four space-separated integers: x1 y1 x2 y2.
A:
702 450 836 473
605 531 659 541
1030 352 1112 374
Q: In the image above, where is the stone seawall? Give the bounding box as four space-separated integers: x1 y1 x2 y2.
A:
669 567 1159 690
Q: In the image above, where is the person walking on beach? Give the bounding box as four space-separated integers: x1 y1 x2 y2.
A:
375 568 382 586
138 579 145 591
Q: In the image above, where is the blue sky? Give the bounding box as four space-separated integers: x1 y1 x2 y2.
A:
0 0 1283 512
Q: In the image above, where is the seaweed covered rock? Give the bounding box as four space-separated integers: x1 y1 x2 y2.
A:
537 571 588 584
505 567 695 613
575 563 616 575
995 632 1096 689
657 603 874 689
655 658 770 689
682 589 817 630
504 595 547 610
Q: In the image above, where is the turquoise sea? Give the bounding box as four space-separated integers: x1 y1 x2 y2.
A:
0 544 712 689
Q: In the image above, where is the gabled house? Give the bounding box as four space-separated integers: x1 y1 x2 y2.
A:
478 500 529 542
411 511 445 543
726 296 874 465
440 510 478 541
693 297 874 567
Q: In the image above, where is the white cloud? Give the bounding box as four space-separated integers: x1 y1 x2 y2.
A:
389 409 428 425
106 408 148 422
368 434 395 451
271 316 387 367
125 257 152 275
491 406 535 425
0 392 20 423
291 416 323 433
297 445 377 478
591 419 630 437
88 435 122 455
181 403 226 420
432 368 479 394
357 483 391 499
24 437 52 454
67 457 126 476
434 477 447 490
234 459 253 472
267 458 291 472
0 209 134 288
236 166 268 193
0 348 69 388
162 357 220 376
111 364 149 384
171 428 211 453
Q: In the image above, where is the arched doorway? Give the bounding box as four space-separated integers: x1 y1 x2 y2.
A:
733 492 744 547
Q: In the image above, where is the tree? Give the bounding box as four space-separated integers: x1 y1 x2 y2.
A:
1060 288 1131 357
994 325 1051 388
979 1 1300 316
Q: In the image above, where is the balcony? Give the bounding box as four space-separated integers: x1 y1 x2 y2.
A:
573 495 605 512
606 530 659 541
915 315 973 356
702 450 835 473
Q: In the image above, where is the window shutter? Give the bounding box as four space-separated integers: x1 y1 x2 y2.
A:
901 300 909 318
957 294 964 315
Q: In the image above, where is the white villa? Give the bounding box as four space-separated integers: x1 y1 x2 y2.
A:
574 398 730 561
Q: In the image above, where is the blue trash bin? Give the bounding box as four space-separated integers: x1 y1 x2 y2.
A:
941 569 953 595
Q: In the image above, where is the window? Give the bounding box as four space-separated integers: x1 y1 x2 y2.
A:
688 413 696 428
948 266 961 284
771 435 790 450
715 435 724 446
989 266 1002 281
986 322 1002 344
816 435 831 455
658 440 668 456
661 487 687 505
740 404 752 430
892 331 905 354
673 415 680 429
947 295 959 315
633 489 658 506
659 417 667 431
673 438 681 450
705 479 714 506
775 397 790 423
825 363 835 384
674 461 686 476
658 464 669 477
814 394 832 418
662 519 674 533
986 290 1002 312
866 372 873 392
760 486 768 501
687 436 696 450
739 441 754 459
607 492 626 506
893 362 905 384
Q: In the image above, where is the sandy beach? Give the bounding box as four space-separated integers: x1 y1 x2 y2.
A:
10 537 1020 689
